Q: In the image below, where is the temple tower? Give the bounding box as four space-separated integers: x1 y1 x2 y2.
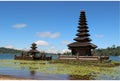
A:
68 11 97 56
31 43 37 50
28 43 40 57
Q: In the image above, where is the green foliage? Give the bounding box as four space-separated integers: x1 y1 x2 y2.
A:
61 45 120 56
50 59 120 67
0 45 120 56
62 52 72 55
96 45 120 56
0 47 23 54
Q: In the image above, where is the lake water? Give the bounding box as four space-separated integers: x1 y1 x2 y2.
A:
109 56 120 62
0 54 120 80
0 54 59 60
0 54 119 62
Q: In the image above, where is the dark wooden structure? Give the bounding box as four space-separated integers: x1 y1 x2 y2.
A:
68 11 97 56
27 43 40 59
57 10 109 61
15 43 52 60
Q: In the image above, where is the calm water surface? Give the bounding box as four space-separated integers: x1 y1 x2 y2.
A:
0 54 58 60
0 54 120 61
0 54 120 80
0 54 67 80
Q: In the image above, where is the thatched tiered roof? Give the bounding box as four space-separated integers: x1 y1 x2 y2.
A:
68 11 97 49
28 43 40 53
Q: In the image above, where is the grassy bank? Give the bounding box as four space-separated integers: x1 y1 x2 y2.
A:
50 59 120 67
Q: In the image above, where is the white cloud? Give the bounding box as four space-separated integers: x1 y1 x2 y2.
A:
46 49 59 54
4 45 14 49
16 47 27 51
94 34 104 38
45 46 58 54
44 45 71 54
61 49 71 54
35 40 49 46
13 23 27 28
62 41 71 45
45 49 71 54
4 45 24 50
36 32 60 38
50 46 56 49
22 47 30 51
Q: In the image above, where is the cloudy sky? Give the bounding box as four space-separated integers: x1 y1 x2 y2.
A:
0 1 119 53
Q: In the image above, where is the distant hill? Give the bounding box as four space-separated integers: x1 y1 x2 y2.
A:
0 45 120 55
0 47 54 54
0 47 23 54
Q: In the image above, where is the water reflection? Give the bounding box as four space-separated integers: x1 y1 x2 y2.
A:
94 66 120 80
12 61 69 80
30 70 35 76
0 60 120 80
16 62 94 80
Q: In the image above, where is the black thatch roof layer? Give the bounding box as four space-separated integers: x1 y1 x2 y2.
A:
28 43 40 53
68 11 97 49
74 37 91 42
28 49 39 53
68 42 97 48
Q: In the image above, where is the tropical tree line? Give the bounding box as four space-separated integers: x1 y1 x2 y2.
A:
95 45 120 56
0 47 23 54
63 45 120 56
0 45 120 56
0 47 51 54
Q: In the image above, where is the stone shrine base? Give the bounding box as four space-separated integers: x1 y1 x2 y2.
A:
58 56 109 61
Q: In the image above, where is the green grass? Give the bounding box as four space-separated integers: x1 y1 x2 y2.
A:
0 59 120 80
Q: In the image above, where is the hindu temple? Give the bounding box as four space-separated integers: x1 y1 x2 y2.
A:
58 10 109 61
68 10 97 56
15 43 52 60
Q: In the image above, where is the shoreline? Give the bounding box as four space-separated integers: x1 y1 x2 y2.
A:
0 75 30 80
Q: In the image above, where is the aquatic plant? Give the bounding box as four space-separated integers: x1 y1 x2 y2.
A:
0 60 120 80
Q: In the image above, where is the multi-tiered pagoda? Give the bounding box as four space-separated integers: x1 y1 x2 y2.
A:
28 43 40 57
15 43 52 60
68 11 97 56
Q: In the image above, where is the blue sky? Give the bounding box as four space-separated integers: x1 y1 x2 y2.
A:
0 1 119 53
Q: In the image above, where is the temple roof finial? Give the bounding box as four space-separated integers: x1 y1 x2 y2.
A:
81 10 85 13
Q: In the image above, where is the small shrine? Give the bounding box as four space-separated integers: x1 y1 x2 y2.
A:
27 43 40 60
15 43 52 60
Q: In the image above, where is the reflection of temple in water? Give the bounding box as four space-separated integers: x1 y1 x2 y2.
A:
30 70 36 76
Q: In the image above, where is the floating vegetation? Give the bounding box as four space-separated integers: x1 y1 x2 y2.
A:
69 75 94 80
0 59 120 80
